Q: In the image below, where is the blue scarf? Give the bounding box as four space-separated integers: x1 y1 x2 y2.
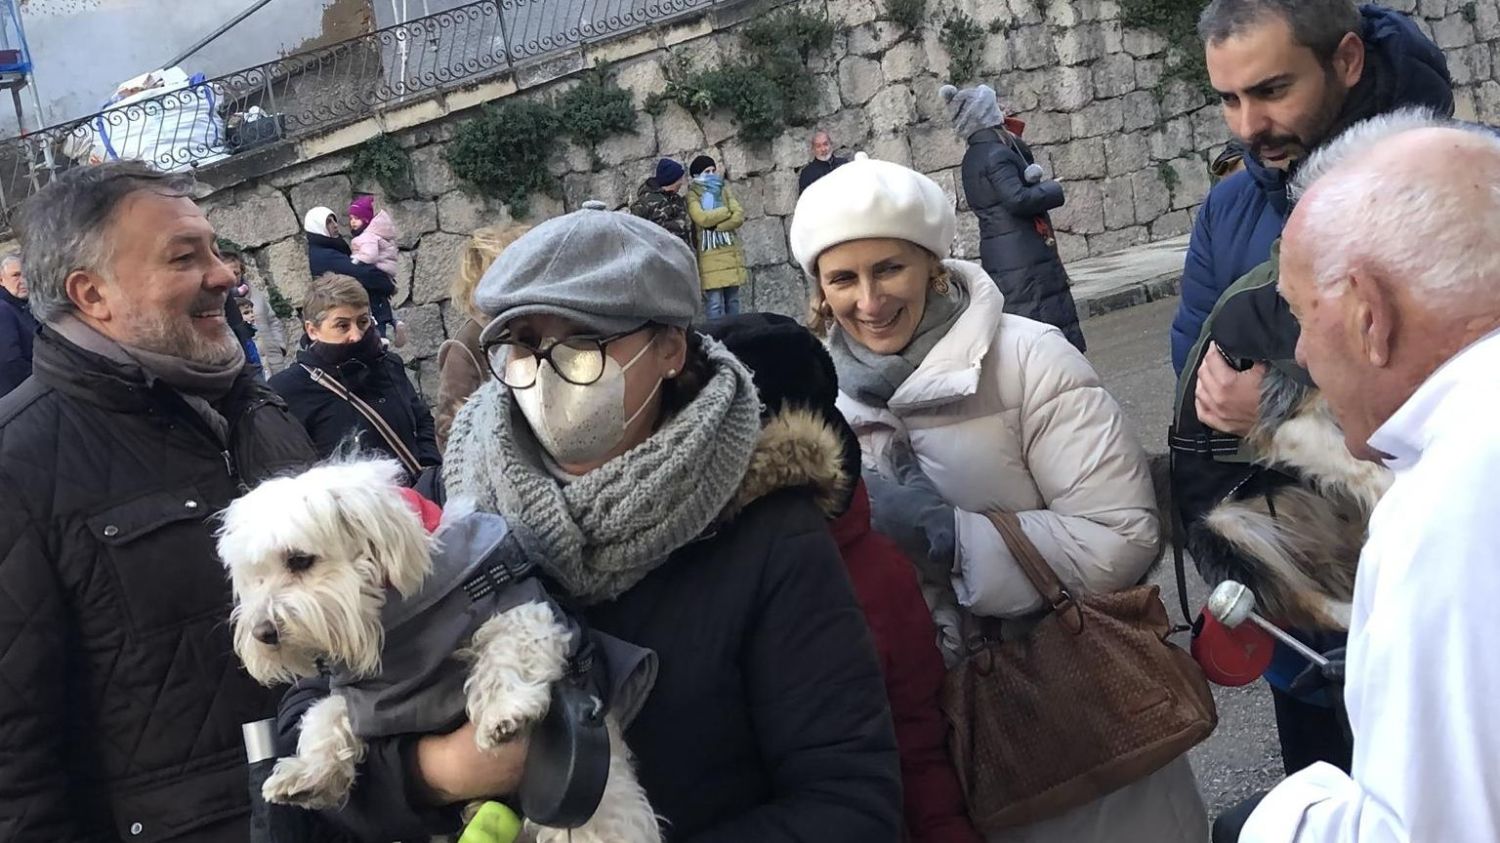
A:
695 173 724 209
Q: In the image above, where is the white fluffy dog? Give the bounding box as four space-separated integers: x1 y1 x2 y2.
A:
216 458 659 843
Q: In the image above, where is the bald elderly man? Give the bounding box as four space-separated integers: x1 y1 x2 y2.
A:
1226 111 1500 841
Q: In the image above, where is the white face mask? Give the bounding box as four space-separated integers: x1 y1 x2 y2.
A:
513 339 662 467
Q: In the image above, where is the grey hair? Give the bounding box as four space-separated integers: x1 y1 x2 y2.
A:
1290 108 1449 203
14 160 195 323
0 251 20 272
1292 111 1500 307
1198 0 1362 63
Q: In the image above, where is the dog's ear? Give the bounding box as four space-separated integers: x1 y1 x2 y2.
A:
328 480 433 599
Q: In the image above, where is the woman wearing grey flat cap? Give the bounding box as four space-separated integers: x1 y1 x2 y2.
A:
277 202 902 841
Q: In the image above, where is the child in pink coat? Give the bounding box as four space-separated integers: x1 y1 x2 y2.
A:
349 195 400 276
349 194 408 347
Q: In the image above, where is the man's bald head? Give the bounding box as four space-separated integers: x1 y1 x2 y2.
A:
1281 111 1500 455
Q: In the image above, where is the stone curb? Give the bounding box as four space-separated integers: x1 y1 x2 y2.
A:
1077 270 1182 321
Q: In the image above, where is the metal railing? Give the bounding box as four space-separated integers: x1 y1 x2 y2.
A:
0 0 721 233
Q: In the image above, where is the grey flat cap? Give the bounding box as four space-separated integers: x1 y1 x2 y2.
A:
475 202 703 345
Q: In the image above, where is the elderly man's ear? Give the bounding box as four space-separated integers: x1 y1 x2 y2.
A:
1345 268 1395 369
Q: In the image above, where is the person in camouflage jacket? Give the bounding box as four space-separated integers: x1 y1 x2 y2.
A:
629 158 693 250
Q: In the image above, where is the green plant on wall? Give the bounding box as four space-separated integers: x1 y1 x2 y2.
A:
940 11 987 84
1120 0 1210 92
445 100 563 217
265 281 295 319
554 68 638 165
1157 159 1181 194
886 0 927 31
350 133 415 199
649 9 834 145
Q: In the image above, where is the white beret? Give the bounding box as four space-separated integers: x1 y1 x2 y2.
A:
788 152 957 277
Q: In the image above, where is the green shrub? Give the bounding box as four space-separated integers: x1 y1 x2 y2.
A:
940 11 987 84
1120 0 1210 92
654 9 835 145
350 134 415 199
886 0 927 31
1157 159 1181 194
445 100 563 217
555 69 638 151
265 280 295 319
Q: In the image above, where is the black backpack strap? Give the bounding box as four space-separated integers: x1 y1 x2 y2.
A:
1167 442 1196 628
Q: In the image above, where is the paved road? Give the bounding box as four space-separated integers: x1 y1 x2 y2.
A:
1082 297 1286 817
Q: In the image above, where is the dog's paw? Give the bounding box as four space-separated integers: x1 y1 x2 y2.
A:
262 754 355 810
469 679 553 750
463 602 572 750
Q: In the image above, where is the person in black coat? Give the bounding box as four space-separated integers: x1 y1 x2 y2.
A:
943 84 1086 352
797 128 850 195
270 273 438 478
0 252 37 397
302 206 398 335
0 160 318 841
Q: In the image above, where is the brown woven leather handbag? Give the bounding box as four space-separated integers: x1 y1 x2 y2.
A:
942 511 1217 831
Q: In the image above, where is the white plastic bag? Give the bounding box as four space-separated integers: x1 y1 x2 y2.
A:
91 66 228 170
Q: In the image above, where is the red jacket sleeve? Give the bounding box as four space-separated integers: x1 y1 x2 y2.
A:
851 530 983 843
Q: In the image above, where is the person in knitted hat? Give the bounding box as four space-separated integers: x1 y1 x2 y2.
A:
941 83 1086 351
789 154 1208 843
280 202 903 838
629 157 693 250
685 155 748 318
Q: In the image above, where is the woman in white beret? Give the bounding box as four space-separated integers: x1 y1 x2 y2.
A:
789 154 1207 842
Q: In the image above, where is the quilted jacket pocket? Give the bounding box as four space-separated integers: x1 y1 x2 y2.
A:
87 489 231 636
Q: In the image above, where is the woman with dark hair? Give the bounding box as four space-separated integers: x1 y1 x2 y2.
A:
277 205 900 841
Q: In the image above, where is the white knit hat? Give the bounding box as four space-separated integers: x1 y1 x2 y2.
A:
788 153 957 277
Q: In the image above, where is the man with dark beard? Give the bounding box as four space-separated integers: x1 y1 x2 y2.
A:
1164 0 1452 795
1169 1 1452 373
0 161 315 840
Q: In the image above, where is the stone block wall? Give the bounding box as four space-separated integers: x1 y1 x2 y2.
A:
195 0 1500 403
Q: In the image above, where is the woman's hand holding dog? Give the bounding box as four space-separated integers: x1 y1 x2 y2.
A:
413 722 529 805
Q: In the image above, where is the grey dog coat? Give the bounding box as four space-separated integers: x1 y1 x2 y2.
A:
329 510 658 738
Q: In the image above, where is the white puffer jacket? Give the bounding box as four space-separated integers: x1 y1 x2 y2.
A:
839 260 1160 625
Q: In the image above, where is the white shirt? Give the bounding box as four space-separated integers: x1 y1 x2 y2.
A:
1242 331 1500 842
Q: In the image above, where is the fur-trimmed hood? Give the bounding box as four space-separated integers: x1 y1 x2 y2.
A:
704 312 865 527
721 405 852 524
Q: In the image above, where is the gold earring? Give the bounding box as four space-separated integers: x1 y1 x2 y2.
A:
931 267 951 295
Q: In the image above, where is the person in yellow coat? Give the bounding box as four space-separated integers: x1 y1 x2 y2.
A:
686 155 748 318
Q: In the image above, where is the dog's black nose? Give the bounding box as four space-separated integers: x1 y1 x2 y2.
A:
252 620 279 646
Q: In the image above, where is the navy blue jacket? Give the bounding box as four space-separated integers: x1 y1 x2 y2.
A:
1169 4 1455 373
0 287 38 398
306 232 398 328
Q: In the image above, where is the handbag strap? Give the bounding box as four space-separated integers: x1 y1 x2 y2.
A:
984 511 1072 610
301 364 423 477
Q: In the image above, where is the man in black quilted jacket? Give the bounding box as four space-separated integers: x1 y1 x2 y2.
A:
0 161 316 841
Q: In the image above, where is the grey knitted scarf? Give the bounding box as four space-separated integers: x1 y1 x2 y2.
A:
827 277 970 407
443 335 762 605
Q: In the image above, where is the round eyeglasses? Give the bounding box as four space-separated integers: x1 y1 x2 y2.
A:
483 325 649 388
